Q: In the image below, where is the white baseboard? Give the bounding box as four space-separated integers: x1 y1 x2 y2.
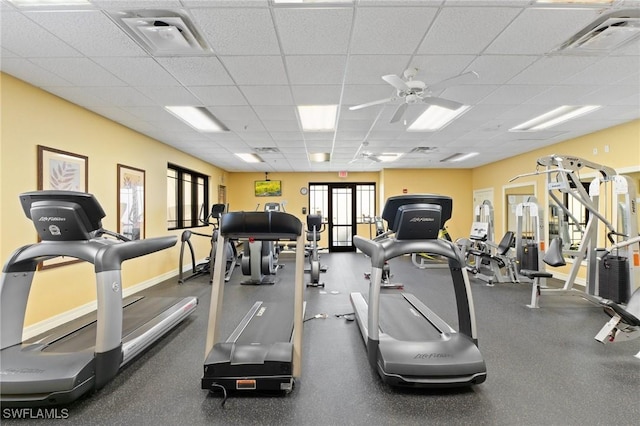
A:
22 269 178 340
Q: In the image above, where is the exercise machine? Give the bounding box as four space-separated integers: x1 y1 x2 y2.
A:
514 198 546 283
0 191 197 406
305 214 326 287
510 155 639 306
202 210 304 393
350 194 487 387
594 235 640 358
178 203 237 284
239 203 285 285
364 216 403 289
519 237 567 308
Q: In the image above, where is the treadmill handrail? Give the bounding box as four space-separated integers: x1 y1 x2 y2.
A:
94 236 177 272
355 235 464 268
3 236 177 274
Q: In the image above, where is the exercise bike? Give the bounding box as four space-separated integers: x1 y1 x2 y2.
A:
178 204 237 284
363 216 403 289
305 214 327 287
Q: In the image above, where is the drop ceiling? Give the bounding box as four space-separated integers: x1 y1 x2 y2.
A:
1 0 639 172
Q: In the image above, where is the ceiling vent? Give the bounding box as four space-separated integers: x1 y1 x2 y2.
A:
556 9 640 53
409 146 439 154
254 147 281 154
108 10 211 56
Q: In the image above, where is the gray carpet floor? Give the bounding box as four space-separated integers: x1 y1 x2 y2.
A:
3 251 639 425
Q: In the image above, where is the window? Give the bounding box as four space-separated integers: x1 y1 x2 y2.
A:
356 184 375 223
308 183 375 224
167 164 209 230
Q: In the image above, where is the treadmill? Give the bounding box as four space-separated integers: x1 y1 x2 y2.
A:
202 210 304 393
350 194 487 387
0 191 198 406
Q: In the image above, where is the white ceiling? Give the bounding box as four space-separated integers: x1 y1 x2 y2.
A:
1 0 639 172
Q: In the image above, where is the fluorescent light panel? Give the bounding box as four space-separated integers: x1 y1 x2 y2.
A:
235 153 264 163
308 152 331 162
408 105 470 131
164 106 227 132
376 153 402 162
441 152 479 163
298 105 338 131
510 105 601 131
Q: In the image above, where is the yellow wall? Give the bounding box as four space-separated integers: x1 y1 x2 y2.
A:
3 71 639 328
381 168 474 239
1 73 223 325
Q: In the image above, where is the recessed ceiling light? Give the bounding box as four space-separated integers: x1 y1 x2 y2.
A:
509 105 601 131
308 153 331 162
164 106 228 132
235 153 264 163
441 153 479 163
376 153 402 162
298 105 338 131
407 105 470 131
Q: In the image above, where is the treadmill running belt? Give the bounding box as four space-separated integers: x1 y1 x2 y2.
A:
234 302 294 345
42 297 185 353
378 293 443 341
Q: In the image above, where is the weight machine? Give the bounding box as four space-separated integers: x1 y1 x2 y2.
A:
510 155 639 307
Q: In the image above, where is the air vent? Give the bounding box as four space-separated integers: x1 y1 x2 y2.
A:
109 9 210 56
556 9 640 53
409 146 439 154
254 147 281 154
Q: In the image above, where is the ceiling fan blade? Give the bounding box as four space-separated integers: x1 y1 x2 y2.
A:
349 97 394 111
382 74 409 91
390 103 408 123
422 97 464 110
427 71 479 93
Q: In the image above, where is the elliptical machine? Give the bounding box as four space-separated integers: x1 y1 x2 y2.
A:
178 204 237 284
239 202 283 285
305 214 326 287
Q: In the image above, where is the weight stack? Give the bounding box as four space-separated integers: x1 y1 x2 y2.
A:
598 254 629 304
518 242 539 272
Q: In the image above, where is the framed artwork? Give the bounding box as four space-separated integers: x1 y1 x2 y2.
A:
117 164 145 241
37 145 88 269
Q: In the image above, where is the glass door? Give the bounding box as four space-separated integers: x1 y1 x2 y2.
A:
329 185 355 252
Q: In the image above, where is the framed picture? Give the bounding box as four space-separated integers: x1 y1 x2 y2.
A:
255 180 282 197
117 164 145 241
37 145 88 269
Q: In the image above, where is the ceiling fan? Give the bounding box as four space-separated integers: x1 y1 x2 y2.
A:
349 68 479 123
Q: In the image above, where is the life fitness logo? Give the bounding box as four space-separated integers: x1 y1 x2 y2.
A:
39 216 65 236
409 217 435 223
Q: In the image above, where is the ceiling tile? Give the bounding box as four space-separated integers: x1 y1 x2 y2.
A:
291 85 343 105
240 85 294 105
0 11 81 58
83 87 155 106
419 7 521 54
509 55 600 85
156 57 234 85
0 57 72 87
29 57 125 86
40 86 109 107
350 7 438 54
93 57 181 86
466 55 538 84
191 86 248 105
346 54 412 84
24 10 146 57
563 56 640 85
221 55 287 85
485 8 601 55
286 55 347 85
479 84 548 105
137 86 203 106
192 7 280 55
253 105 297 121
524 85 598 106
274 7 353 55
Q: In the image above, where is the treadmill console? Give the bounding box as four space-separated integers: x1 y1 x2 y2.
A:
382 194 452 232
19 190 105 241
393 204 442 240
